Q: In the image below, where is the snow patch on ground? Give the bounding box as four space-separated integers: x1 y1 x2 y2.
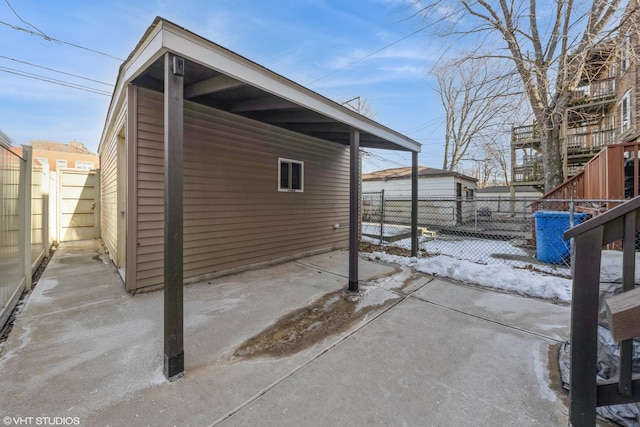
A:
600 250 640 283
356 286 398 310
363 236 633 304
376 236 572 276
356 266 414 310
355 267 409 310
533 341 558 402
29 277 59 303
363 252 572 303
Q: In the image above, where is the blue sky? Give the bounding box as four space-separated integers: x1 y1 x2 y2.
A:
0 0 452 171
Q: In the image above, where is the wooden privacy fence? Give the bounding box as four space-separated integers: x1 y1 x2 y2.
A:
0 142 51 331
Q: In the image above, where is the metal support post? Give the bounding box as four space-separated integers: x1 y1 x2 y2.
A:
619 211 637 396
163 53 185 381
569 199 575 228
411 151 418 257
379 189 384 245
348 129 359 292
474 198 478 232
569 228 604 426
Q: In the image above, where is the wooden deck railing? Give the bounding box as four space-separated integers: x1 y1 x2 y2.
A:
512 123 539 142
513 164 543 183
570 77 616 104
565 195 640 426
566 129 616 153
542 142 640 202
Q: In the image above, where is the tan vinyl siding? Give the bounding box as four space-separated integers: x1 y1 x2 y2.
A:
134 89 165 289
100 130 119 261
133 88 349 290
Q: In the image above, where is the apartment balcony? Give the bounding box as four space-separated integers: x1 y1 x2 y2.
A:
568 77 616 120
512 124 540 146
566 128 617 155
513 160 544 185
570 77 616 103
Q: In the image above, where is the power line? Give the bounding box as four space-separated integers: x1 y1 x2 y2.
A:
362 150 412 169
0 55 113 86
4 0 49 40
0 66 111 96
0 20 124 61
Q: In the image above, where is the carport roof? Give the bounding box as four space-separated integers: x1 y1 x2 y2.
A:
100 17 421 153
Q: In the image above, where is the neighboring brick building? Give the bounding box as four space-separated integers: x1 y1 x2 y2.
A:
24 141 99 171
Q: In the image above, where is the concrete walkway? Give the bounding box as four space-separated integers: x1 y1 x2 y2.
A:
0 240 571 426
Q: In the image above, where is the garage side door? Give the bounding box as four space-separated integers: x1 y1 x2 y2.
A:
58 169 97 241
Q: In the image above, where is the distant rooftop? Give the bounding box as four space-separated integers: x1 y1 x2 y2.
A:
362 166 477 182
30 141 95 155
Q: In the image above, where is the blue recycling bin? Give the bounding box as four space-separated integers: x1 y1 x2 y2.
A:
533 211 589 264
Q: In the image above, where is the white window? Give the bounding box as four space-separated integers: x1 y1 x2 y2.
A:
621 30 632 72
621 91 632 133
466 188 474 199
35 157 48 167
278 158 304 192
56 159 68 168
75 161 94 170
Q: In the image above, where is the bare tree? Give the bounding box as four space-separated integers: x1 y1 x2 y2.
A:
415 0 630 192
475 134 511 185
462 157 495 187
435 55 521 171
464 149 509 187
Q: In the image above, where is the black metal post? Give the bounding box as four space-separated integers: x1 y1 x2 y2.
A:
348 128 359 292
164 53 185 381
619 211 637 396
411 151 418 257
379 189 384 245
569 228 603 426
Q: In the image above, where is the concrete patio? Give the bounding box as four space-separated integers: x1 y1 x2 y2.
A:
0 240 572 426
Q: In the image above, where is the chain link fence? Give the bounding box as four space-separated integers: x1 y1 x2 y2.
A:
362 191 628 273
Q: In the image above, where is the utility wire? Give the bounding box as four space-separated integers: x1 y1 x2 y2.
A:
0 66 111 96
0 55 113 86
0 20 124 61
4 0 49 40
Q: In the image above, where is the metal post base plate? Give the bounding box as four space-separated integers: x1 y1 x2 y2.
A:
164 351 184 382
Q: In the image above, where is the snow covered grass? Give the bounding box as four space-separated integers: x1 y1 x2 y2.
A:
361 238 636 304
365 251 573 303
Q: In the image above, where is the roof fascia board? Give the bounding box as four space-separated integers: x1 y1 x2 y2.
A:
160 24 420 153
99 29 166 153
122 30 166 85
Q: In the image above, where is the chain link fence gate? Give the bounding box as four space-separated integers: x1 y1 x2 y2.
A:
361 191 628 274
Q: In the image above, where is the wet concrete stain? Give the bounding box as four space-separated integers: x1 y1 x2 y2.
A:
233 288 401 360
232 267 427 360
547 342 568 407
